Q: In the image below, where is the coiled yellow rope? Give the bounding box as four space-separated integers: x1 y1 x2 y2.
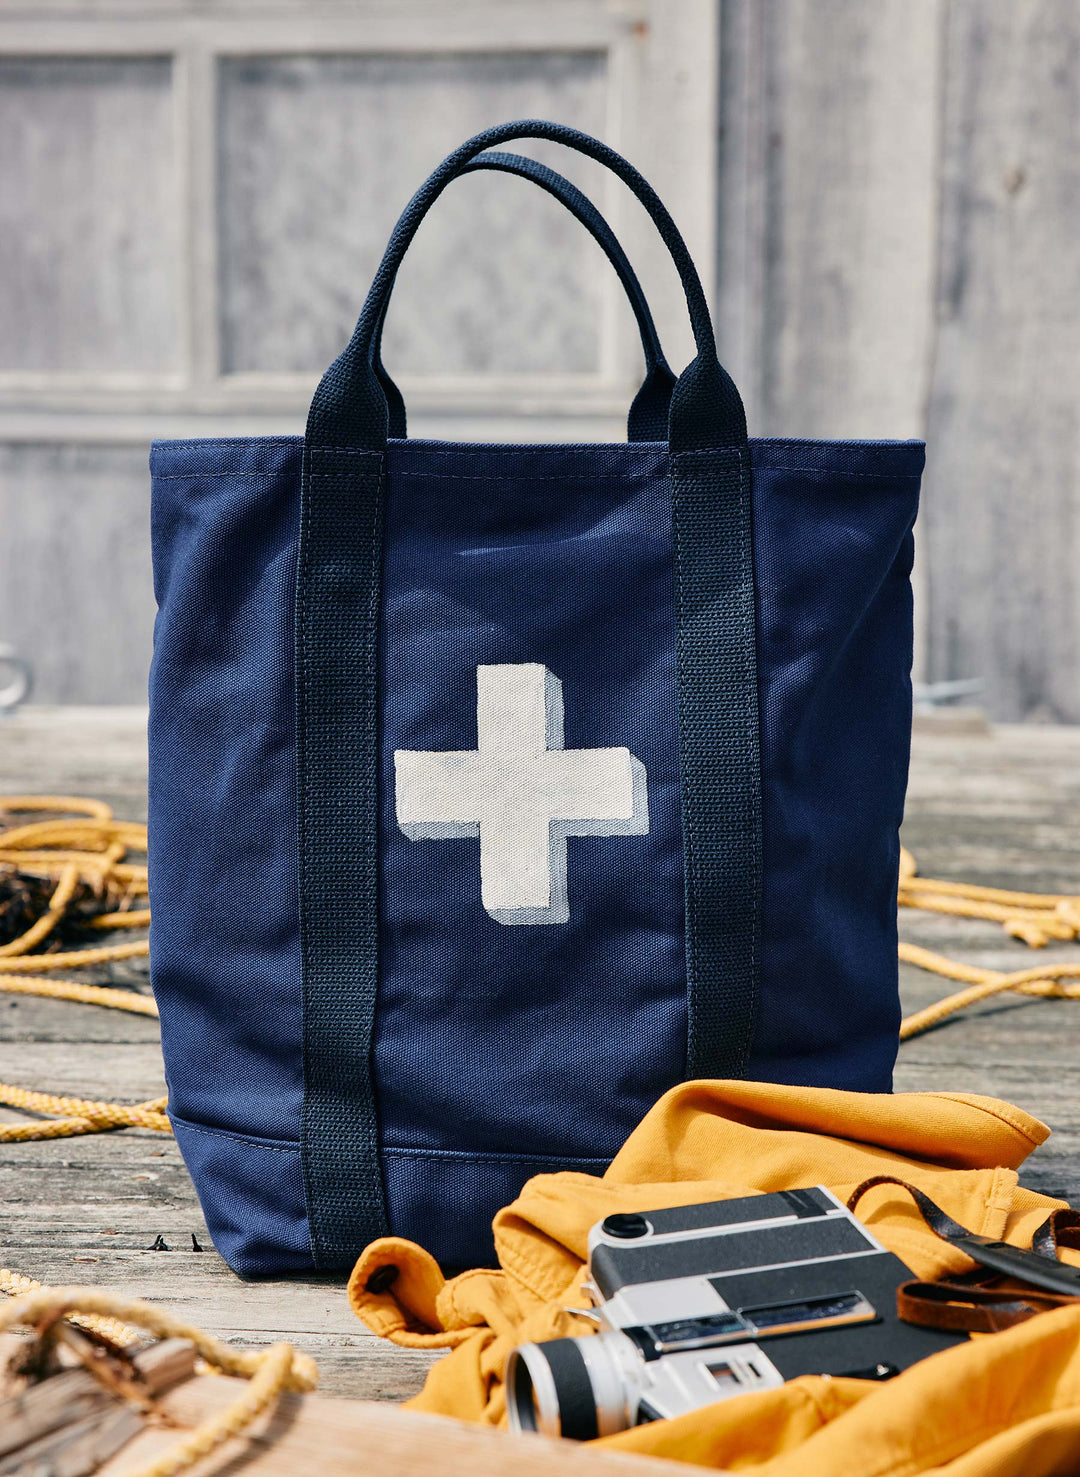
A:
0 797 162 1142
1 797 1079 1144
0 798 1075 1473
0 805 318 1475
0 1265 147 1347
0 1278 318 1477
897 845 1080 1037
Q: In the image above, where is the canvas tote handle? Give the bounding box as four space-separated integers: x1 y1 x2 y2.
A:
305 119 747 454
372 150 677 442
296 122 762 1269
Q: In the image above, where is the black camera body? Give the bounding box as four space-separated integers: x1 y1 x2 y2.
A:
507 1186 966 1439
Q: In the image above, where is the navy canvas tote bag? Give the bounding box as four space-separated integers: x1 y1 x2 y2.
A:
148 121 922 1278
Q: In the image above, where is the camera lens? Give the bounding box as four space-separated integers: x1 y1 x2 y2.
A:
505 1333 639 1440
507 1345 551 1434
507 1338 598 1439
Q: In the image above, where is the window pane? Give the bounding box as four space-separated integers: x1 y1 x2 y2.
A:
0 57 178 373
217 51 608 376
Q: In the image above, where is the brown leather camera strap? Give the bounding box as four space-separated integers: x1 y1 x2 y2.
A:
847 1175 1080 1335
894 1276 1077 1333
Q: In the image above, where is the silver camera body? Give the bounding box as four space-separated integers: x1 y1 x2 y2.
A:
506 1185 965 1440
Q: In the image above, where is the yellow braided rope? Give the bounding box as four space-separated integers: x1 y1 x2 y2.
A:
1 800 1078 1147
0 804 1074 1468
0 974 158 1014
0 938 150 972
897 844 1080 1036
0 1281 318 1477
0 796 159 1143
0 1266 145 1346
0 852 147 885
0 862 80 957
0 1087 170 1140
899 945 1080 1039
91 908 153 930
898 844 1080 945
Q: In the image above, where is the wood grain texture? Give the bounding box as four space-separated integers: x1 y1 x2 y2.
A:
96 1373 692 1477
217 51 609 376
0 7 722 706
0 1339 195 1472
716 0 941 440
0 56 179 374
1 708 1079 1404
713 0 942 682
717 0 1080 717
921 0 1080 721
0 707 148 815
896 722 1080 1206
0 442 157 704
3 2 1079 716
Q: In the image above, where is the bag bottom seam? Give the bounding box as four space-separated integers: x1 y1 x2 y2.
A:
170 1114 611 1168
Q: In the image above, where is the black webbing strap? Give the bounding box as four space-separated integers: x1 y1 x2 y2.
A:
848 1175 1080 1334
372 150 676 443
305 119 746 452
296 121 762 1267
673 446 761 1078
296 445 388 1265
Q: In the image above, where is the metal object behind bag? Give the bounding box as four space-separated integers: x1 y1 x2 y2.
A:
0 644 32 714
505 1187 966 1440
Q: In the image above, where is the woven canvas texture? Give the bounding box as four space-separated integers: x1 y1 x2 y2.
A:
148 433 921 1275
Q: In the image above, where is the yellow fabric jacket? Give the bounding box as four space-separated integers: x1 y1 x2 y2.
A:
349 1082 1080 1475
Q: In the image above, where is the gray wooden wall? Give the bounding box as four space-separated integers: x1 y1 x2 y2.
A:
717 0 1080 722
1 0 1078 720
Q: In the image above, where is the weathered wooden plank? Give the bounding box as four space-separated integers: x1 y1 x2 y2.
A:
0 1407 145 1477
894 721 1080 1208
0 1043 165 1101
2 710 1080 1408
922 0 1080 721
716 0 941 440
903 725 1080 889
0 1228 441 1402
0 57 178 375
0 1161 206 1231
0 443 159 707
0 707 149 817
96 1374 690 1477
217 52 609 379
717 0 1080 714
0 1340 195 1459
0 993 159 1045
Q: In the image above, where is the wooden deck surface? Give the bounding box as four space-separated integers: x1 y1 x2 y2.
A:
1 708 1079 1401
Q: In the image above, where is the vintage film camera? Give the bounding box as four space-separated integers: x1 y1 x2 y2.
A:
506 1186 967 1439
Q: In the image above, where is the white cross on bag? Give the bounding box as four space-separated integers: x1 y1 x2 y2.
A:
394 663 649 925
